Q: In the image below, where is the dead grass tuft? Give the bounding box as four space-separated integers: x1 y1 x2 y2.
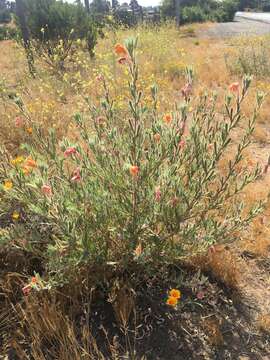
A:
190 245 241 289
9 294 109 360
109 280 135 329
203 317 224 347
257 313 270 334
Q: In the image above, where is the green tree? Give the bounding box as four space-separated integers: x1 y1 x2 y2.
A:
89 0 110 20
161 0 239 23
17 0 98 71
15 0 35 76
0 0 11 23
84 0 90 12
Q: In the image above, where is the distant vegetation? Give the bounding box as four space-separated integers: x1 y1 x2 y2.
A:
0 0 13 23
166 0 270 25
1 0 270 36
161 0 239 23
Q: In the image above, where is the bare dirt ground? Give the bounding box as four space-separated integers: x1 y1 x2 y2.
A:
199 17 270 38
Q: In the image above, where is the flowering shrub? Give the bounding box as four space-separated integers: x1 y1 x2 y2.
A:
0 38 265 284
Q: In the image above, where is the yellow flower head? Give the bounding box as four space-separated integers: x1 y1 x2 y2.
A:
12 211 20 220
11 156 24 166
3 180 13 191
169 289 181 300
166 296 178 307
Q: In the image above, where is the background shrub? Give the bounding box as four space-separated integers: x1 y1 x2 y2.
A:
180 6 208 24
0 0 11 24
0 25 18 40
18 0 98 69
89 0 110 22
212 0 239 22
161 0 239 24
114 9 137 27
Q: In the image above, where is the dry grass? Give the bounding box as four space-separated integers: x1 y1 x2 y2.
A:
257 313 270 334
203 317 224 347
11 296 108 360
188 245 241 289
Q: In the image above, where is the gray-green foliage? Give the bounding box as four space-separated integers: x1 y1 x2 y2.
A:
0 39 264 284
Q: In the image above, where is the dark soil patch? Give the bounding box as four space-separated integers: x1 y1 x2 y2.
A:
1 265 269 360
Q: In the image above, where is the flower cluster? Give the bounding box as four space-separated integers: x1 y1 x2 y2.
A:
114 43 130 65
9 155 37 172
22 276 38 296
166 289 181 307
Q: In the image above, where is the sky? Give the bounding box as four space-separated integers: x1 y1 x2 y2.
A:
65 0 161 8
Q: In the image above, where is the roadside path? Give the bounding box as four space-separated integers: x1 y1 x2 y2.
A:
236 11 270 23
199 14 270 38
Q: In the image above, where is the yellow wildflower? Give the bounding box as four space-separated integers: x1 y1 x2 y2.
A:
11 156 24 166
3 180 13 191
12 211 20 220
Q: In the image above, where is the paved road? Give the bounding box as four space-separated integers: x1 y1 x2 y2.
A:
199 12 270 38
236 11 270 23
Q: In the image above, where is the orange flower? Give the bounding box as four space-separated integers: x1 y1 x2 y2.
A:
26 127 33 135
114 43 128 57
178 140 185 149
229 82 239 93
181 83 192 98
118 57 129 65
31 276 37 284
154 133 161 142
166 296 178 307
155 186 161 202
25 158 37 168
15 116 25 128
129 165 139 177
169 289 181 300
134 243 142 257
22 166 31 175
96 74 104 82
22 284 31 296
163 113 172 124
171 196 179 207
41 184 52 196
